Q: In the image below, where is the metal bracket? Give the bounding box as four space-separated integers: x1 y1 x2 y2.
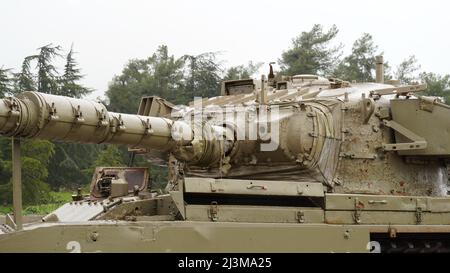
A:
2 98 21 136
296 211 305 223
97 108 109 127
111 114 126 132
361 94 375 124
143 118 153 135
353 198 363 224
382 120 427 151
6 97 20 117
246 184 267 190
419 96 438 112
209 201 219 222
210 181 217 192
339 152 377 160
74 105 85 123
369 83 427 99
388 227 397 238
48 102 59 121
117 115 126 131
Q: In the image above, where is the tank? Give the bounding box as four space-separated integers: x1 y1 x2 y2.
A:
1 57 450 253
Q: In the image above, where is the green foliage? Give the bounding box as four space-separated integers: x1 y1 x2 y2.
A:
129 154 168 190
334 33 379 82
149 165 168 190
395 55 421 84
95 145 125 167
13 56 36 93
47 143 102 190
58 44 92 98
80 145 125 182
223 62 262 81
0 191 73 215
48 190 73 203
383 62 393 81
181 52 223 100
0 204 56 215
420 72 450 103
22 204 61 215
0 139 54 205
279 24 342 76
12 43 90 97
21 157 52 204
106 45 224 113
22 139 55 164
107 45 185 112
34 44 62 94
0 67 13 96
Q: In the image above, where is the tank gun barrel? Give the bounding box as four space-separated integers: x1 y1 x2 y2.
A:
0 91 177 151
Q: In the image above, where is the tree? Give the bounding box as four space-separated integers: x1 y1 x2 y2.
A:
279 24 342 76
21 140 55 203
79 145 125 181
58 44 92 98
94 145 124 167
420 72 450 103
395 55 421 84
13 56 36 93
0 67 13 96
147 45 185 103
0 139 55 204
47 142 102 190
334 33 379 82
223 61 262 81
34 44 62 94
383 62 393 81
107 45 185 113
12 44 62 94
181 52 223 100
107 45 225 112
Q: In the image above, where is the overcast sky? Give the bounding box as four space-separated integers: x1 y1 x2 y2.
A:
2 0 449 99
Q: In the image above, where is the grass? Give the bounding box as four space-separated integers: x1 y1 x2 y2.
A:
48 191 73 203
0 191 73 215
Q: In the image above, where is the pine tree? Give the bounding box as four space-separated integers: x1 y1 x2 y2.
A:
94 145 124 167
395 55 421 84
58 44 92 98
181 52 223 100
420 72 450 103
334 33 380 82
279 24 342 76
0 67 13 96
13 56 36 93
106 45 185 112
223 61 262 81
35 44 62 94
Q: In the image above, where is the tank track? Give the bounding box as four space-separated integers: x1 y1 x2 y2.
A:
371 233 450 253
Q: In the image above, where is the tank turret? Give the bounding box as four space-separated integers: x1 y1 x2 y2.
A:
0 70 446 197
2 57 450 253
